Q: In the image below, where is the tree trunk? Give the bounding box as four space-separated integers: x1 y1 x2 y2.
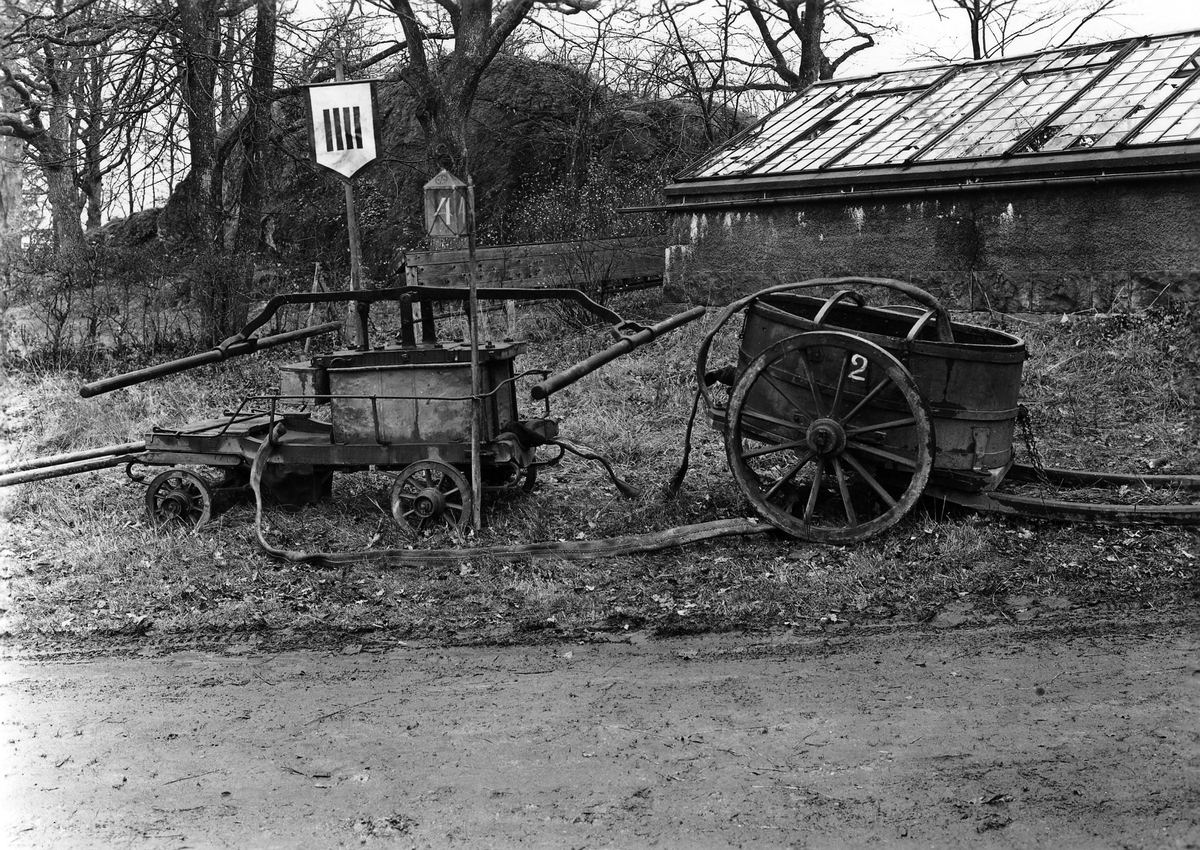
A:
175 0 242 343
0 103 21 365
232 0 277 254
176 0 223 248
797 0 827 87
226 0 278 340
0 96 23 260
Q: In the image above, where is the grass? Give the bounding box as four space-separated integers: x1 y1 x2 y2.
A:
1 300 1197 646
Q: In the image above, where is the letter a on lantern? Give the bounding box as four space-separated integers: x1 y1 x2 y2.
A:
304 80 380 180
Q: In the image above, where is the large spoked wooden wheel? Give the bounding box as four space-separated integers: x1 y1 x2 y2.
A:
145 468 214 531
390 460 473 539
725 331 935 543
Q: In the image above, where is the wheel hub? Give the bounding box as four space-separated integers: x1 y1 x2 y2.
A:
412 487 447 519
806 418 847 457
160 489 193 516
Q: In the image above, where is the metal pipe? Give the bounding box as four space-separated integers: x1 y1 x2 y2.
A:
227 287 627 349
0 441 146 475
0 454 142 488
79 321 343 398
532 306 706 400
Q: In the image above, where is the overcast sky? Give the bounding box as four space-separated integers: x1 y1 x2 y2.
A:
841 0 1200 77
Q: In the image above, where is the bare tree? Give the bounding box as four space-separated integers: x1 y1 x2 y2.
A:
0 0 107 271
367 0 601 173
927 0 1120 61
734 0 880 90
0 0 192 255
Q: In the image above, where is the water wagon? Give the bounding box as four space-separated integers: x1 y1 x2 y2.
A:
698 278 1028 542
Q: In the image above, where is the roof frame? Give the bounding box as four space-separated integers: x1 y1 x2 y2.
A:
901 58 1038 165
1003 36 1145 156
818 66 960 171
669 30 1200 190
751 88 864 175
1117 45 1200 147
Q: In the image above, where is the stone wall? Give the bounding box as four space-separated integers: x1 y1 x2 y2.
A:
664 177 1200 312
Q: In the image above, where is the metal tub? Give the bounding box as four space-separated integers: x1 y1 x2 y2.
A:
319 341 522 448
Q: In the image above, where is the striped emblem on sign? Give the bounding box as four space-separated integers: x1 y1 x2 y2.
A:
306 80 378 178
323 106 363 151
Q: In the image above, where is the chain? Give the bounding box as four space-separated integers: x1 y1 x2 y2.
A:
1016 404 1051 484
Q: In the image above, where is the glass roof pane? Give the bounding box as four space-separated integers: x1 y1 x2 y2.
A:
1038 35 1200 151
684 85 857 178
919 67 1096 159
837 63 1017 167
859 66 947 93
762 92 907 173
1130 73 1200 143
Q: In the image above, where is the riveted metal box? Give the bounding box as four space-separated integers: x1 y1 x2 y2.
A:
315 341 524 446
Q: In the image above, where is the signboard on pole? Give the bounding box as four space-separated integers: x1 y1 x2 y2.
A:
304 80 380 180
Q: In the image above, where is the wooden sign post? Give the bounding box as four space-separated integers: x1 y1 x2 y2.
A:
423 170 483 532
303 60 380 349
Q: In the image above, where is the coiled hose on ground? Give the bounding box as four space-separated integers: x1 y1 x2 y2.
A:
249 424 769 566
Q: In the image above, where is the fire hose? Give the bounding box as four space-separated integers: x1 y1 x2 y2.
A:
249 423 769 566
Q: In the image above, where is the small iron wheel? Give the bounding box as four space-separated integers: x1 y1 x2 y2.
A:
725 330 935 543
145 468 214 530
390 460 473 537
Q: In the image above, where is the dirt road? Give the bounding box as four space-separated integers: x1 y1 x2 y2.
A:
2 616 1198 849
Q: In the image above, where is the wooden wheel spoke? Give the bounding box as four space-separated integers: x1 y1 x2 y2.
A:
741 408 810 435
829 350 851 419
760 371 814 426
846 440 918 471
740 438 809 460
764 450 817 499
840 451 898 508
803 459 825 523
832 457 858 527
841 376 893 426
795 351 828 419
844 417 917 438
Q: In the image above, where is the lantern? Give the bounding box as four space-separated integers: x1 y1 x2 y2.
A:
423 170 471 239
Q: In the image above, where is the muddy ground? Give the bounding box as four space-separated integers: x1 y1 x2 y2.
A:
2 611 1198 849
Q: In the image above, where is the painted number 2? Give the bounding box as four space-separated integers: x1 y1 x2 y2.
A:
848 354 869 382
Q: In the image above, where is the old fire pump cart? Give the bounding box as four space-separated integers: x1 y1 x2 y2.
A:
39 286 704 538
